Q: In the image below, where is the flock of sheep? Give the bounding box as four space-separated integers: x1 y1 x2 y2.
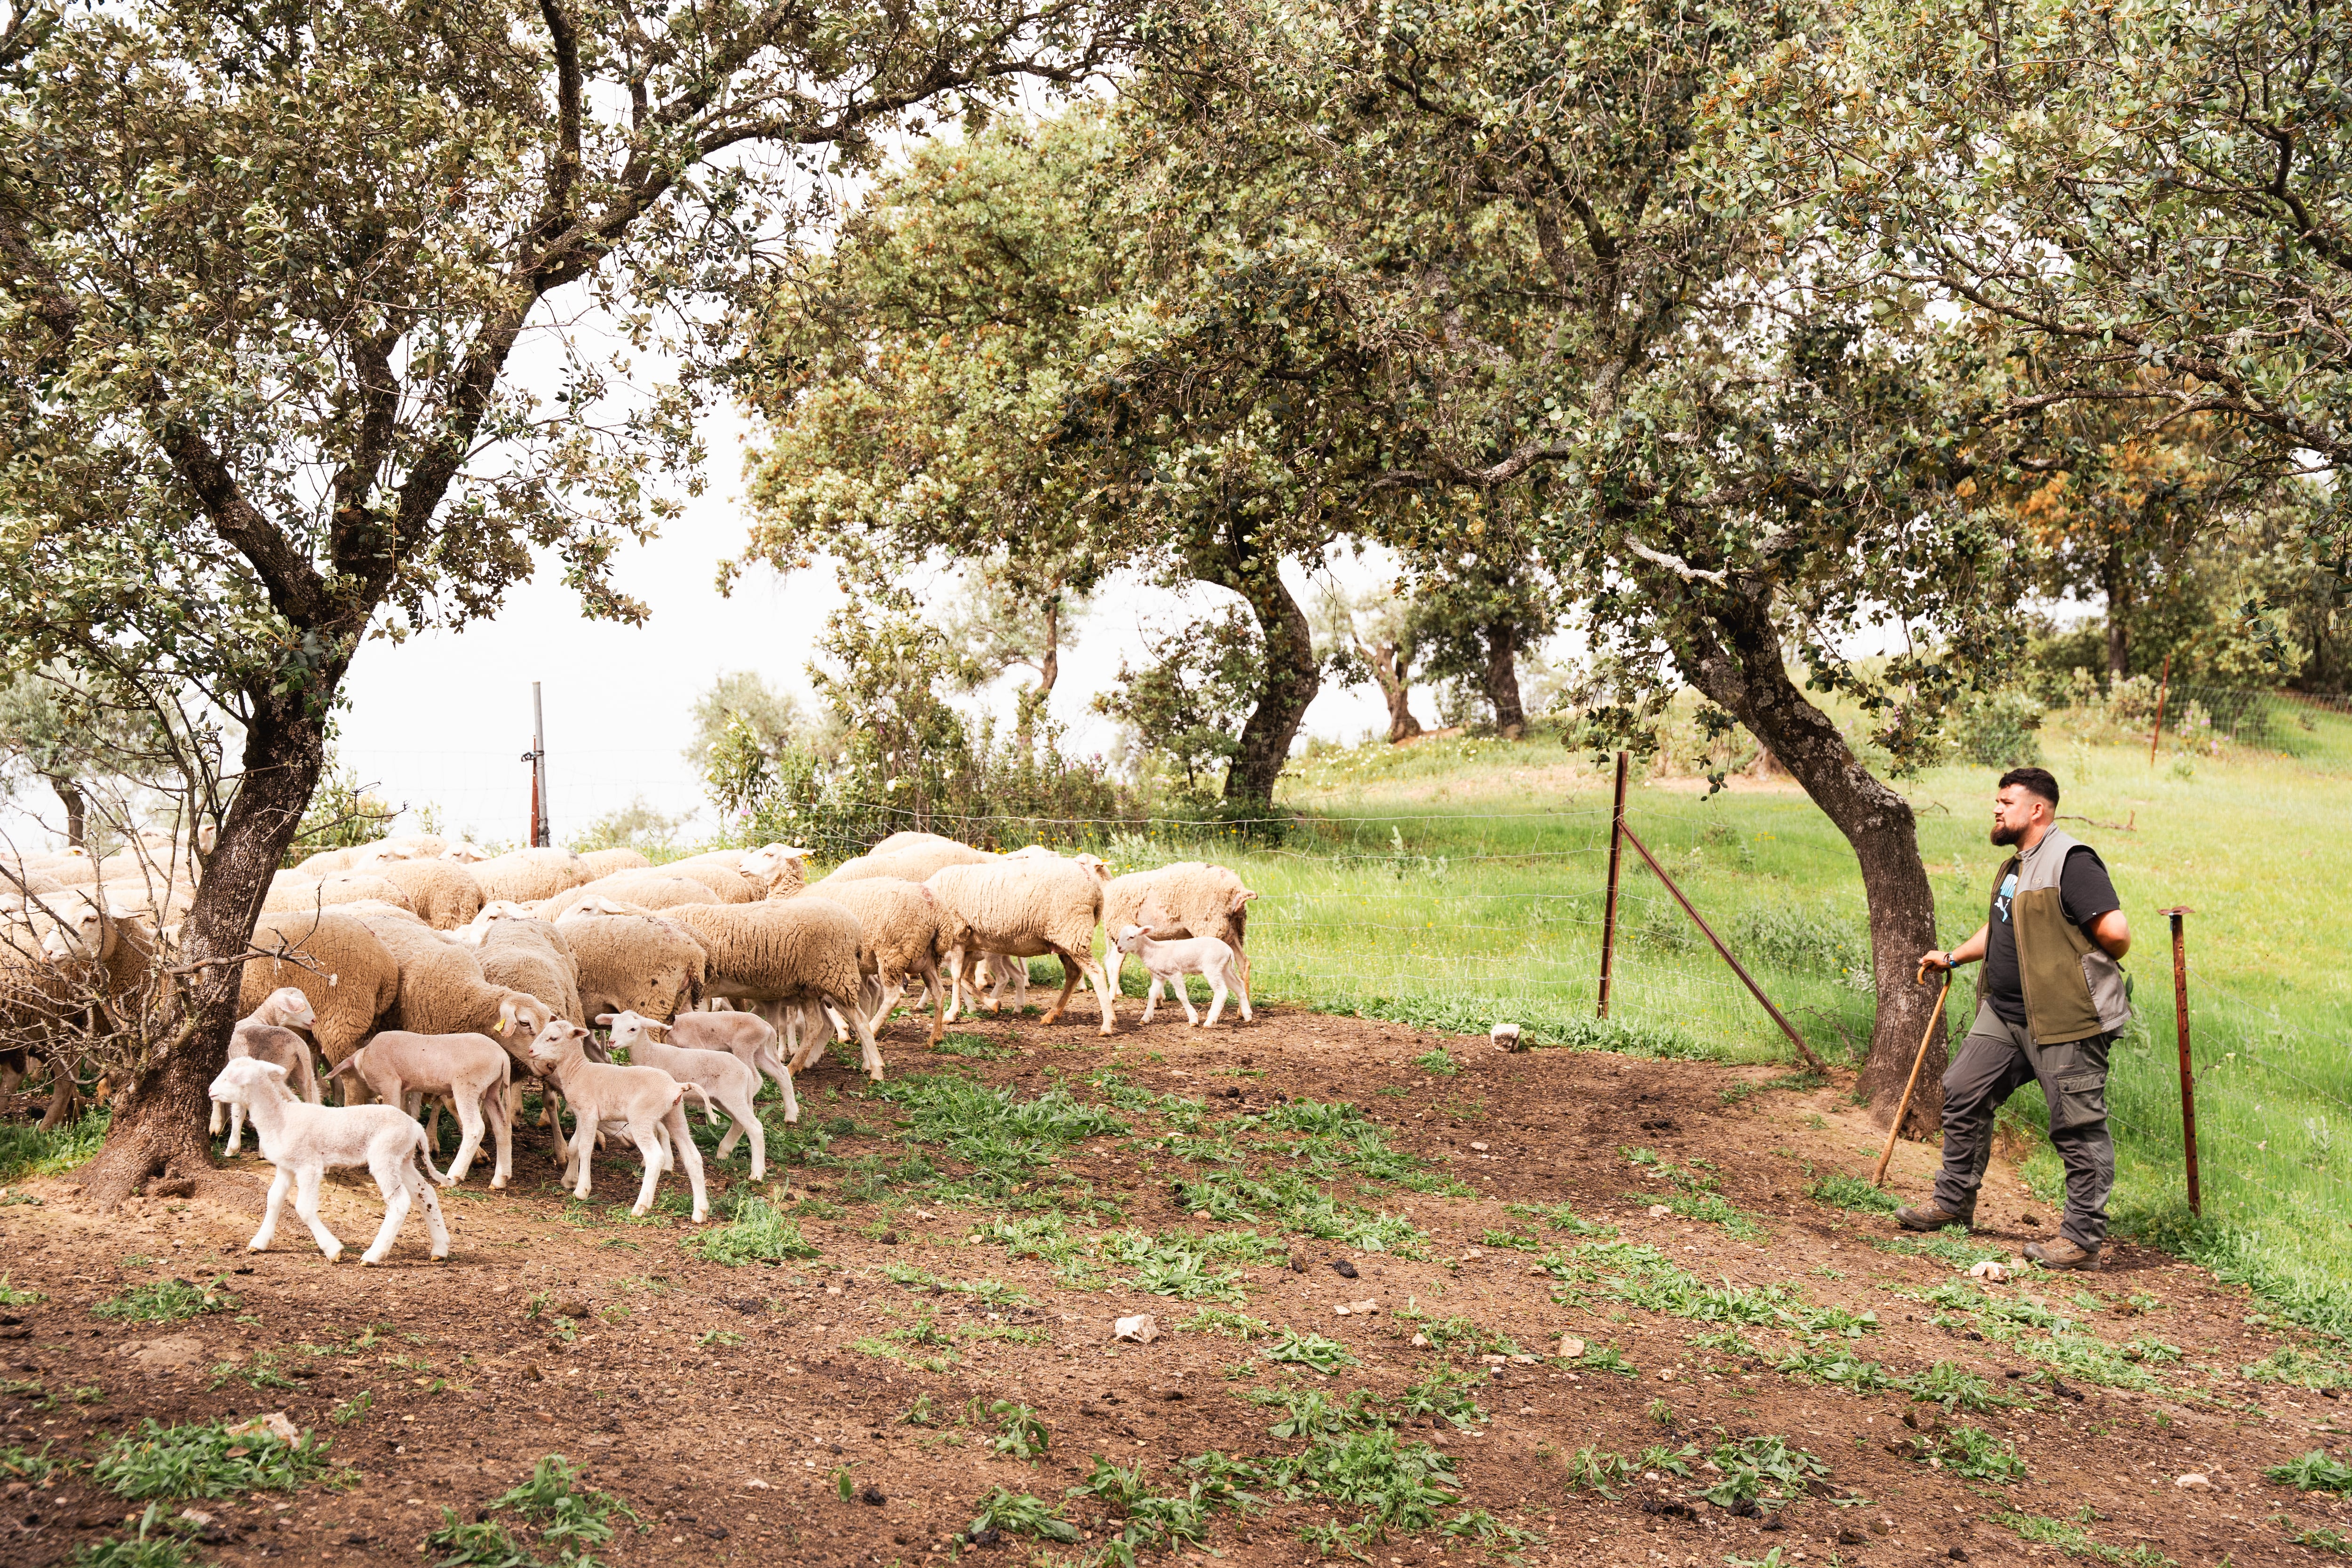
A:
0 829 1261 1263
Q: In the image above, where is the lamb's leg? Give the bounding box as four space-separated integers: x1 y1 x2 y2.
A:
224 1101 246 1157
918 960 945 1046
1230 961 1254 1023
865 977 906 1035
208 1097 224 1137
663 1102 709 1222
734 1088 766 1180
445 1084 487 1185
293 1168 344 1263
360 1150 413 1265
250 1166 292 1252
770 1054 801 1124
486 1081 513 1189
1141 974 1162 1025
568 1116 596 1200
628 1121 666 1218
655 1119 676 1174
416 1157 452 1259
1201 972 1226 1028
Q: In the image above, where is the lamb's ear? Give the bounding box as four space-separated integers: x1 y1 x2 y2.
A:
593 1013 616 1028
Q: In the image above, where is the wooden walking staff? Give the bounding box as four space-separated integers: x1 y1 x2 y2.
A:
1873 961 1953 1187
2163 907 2201 1215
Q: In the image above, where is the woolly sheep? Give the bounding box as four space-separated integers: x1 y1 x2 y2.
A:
1113 923 1252 1027
215 987 324 1156
540 871 720 923
555 902 707 1023
440 839 492 864
668 898 885 1080
657 860 759 904
868 831 976 857
578 847 652 878
344 905 558 1066
805 876 951 1046
1098 862 1259 994
477 915 585 1026
528 1019 709 1220
665 849 747 872
376 858 486 930
238 909 404 1076
210 1057 451 1264
738 843 816 899
294 846 361 876
451 899 536 946
818 839 998 888
327 1028 513 1187
923 859 1115 1036
601 1009 769 1175
37 890 159 1010
469 848 594 904
262 871 418 916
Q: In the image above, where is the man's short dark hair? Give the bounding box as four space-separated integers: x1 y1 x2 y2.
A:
1999 766 2060 808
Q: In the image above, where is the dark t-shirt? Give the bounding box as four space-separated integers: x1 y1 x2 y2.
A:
1981 843 2121 1029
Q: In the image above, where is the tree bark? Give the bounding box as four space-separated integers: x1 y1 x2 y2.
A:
48 774 86 851
1682 594 1946 1134
1366 641 1425 743
72 693 329 1206
2102 541 2130 682
1218 556 1320 804
1039 596 1060 695
1481 623 1526 739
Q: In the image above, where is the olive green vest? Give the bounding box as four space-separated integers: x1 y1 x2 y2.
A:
1996 827 2132 1045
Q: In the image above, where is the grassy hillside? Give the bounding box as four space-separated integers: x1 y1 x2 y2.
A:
1107 722 2352 1332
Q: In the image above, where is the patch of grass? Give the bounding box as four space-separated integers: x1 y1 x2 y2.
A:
0 1275 46 1306
1264 1329 1359 1376
1392 1368 1487 1429
1886 1419 2027 1482
1993 1510 2178 1565
1875 1228 2013 1268
1270 1426 1460 1548
2268 1451 2352 1494
877 1071 1127 1192
1252 1385 1377 1439
2283 1519 2352 1556
72 1504 199 1568
426 1452 640 1567
207 1351 300 1392
92 1278 235 1325
931 1032 1017 1060
1 1441 61 1483
1502 1201 1616 1238
92 1417 333 1499
966 1486 1079 1544
1808 1170 1900 1214
985 1401 1050 1462
0 1107 109 1181
1692 1435 1828 1509
679 1198 819 1266
1396 1307 1518 1357
1413 1046 1460 1077
1100 1231 1253 1304
1577 1343 1638 1377
2241 1346 2352 1388
329 1392 373 1426
1179 1308 1276 1339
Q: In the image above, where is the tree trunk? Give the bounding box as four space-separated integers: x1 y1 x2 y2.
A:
2102 542 2130 683
1039 596 1060 696
1683 598 1946 1134
1367 641 1425 744
1481 624 1526 739
73 694 329 1207
1219 556 1320 804
48 774 86 851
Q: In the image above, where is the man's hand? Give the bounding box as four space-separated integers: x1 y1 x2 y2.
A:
1921 949 1955 973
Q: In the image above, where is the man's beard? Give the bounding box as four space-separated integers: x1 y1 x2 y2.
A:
1991 821 2022 847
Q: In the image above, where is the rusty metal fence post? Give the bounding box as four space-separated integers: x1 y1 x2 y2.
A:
1597 751 1629 1018
2163 906 2201 1215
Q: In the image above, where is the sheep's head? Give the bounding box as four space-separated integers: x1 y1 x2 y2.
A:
209 1054 290 1105
493 993 556 1051
1072 853 1112 883
526 1018 590 1069
595 1010 663 1053
40 894 128 965
261 986 318 1031
441 839 491 863
1114 923 1153 954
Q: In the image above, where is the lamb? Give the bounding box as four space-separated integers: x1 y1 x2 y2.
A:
540 871 719 923
377 858 486 930
662 1009 793 1113
738 843 816 899
238 909 404 1075
325 1028 513 1187
556 902 707 1024
924 858 1116 1035
601 1010 770 1175
343 905 559 1069
1113 923 1252 1028
527 1019 709 1220
476 915 584 1026
1098 862 1259 995
469 848 594 904
207 1056 451 1265
577 848 652 878
799 876 952 1046
214 986 324 1156
668 898 884 1080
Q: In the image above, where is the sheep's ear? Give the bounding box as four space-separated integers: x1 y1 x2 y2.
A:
1230 888 1260 912
496 999 516 1034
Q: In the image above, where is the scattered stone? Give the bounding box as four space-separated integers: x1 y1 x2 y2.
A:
1112 1314 1159 1344
1332 1260 1359 1280
1557 1335 1586 1360
2020 1214 2041 1227
124 1335 206 1374
1410 1333 1431 1348
1947 1549 1969 1562
745 1480 771 1490
1648 1204 1671 1218
1287 1255 1307 1274
1870 1516 1894 1536
1469 1141 1489 1152
1967 1261 2012 1283
860 1485 887 1506
1837 1526 1867 1545
878 1232 900 1246
551 1299 590 1320
1491 1022 1523 1052
2173 1473 2213 1490
1463 1248 1485 1260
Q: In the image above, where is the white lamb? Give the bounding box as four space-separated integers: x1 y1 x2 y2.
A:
1114 922 1252 1028
600 1010 771 1175
663 1010 798 1122
213 987 324 1157
527 1019 710 1220
207 1056 452 1266
326 1028 515 1188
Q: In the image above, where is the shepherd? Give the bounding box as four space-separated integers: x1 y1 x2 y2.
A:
1902 766 2132 1270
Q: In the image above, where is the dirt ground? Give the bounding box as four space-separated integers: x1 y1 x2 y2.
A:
2 1003 2345 1568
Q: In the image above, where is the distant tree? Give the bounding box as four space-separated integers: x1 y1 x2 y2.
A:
941 553 1094 711
568 795 691 857
1399 510 1561 739
1093 604 1263 798
1313 582 1427 745
0 0 1138 1204
686 672 809 771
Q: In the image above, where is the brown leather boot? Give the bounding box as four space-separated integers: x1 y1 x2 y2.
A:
1893 1200 1973 1233
2025 1237 2100 1271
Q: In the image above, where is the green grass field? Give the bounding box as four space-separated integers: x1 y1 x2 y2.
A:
1100 721 2352 1335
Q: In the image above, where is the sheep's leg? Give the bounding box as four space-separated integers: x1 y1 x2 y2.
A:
865 977 906 1035
445 1085 488 1185
360 1151 413 1266
483 1081 513 1189
293 1168 344 1263
825 996 885 1082
919 961 945 1046
731 1088 766 1180
1039 954 1082 1026
1141 974 1162 1025
661 1103 709 1222
772 1058 801 1125
1230 962 1253 1023
655 1119 676 1174
415 1157 451 1259
1201 973 1226 1028
224 1101 246 1157
250 1166 292 1252
627 1121 667 1218
208 1097 224 1137
567 1115 596 1200
296 1052 323 1106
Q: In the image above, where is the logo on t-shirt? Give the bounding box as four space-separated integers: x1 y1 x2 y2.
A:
1995 872 2017 923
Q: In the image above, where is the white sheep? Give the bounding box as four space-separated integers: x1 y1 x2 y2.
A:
670 899 883 1081
601 1009 772 1172
737 843 816 899
207 1056 452 1266
326 1028 514 1188
1114 923 1252 1027
214 986 323 1156
1096 862 1259 995
556 901 708 1024
526 1019 709 1220
662 1009 795 1116
924 858 1116 1035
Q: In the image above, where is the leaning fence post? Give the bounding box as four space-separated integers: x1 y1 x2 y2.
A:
2163 906 2201 1216
1597 751 1628 1018
2147 654 2171 767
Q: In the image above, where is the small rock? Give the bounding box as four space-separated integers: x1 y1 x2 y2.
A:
1837 1527 1867 1546
522 1364 543 1382
1508 1353 1538 1365
1491 1022 1523 1052
1348 1299 1378 1316
125 1335 207 1374
1557 1335 1586 1360
1469 1141 1489 1152
1410 1332 1431 1348
1947 1549 1968 1562
1648 1204 1671 1218
552 1299 590 1320
1870 1516 1893 1536
1112 1314 1159 1344
860 1485 886 1506
2020 1214 2041 1227
1967 1261 2011 1282
878 1232 899 1246
1332 1259 1359 1280
1463 1248 1485 1260
2173 1473 2212 1490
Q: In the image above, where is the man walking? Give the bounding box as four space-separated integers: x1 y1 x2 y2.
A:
1900 766 2132 1269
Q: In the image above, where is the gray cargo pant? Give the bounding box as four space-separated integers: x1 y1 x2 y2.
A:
1930 1003 2116 1251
